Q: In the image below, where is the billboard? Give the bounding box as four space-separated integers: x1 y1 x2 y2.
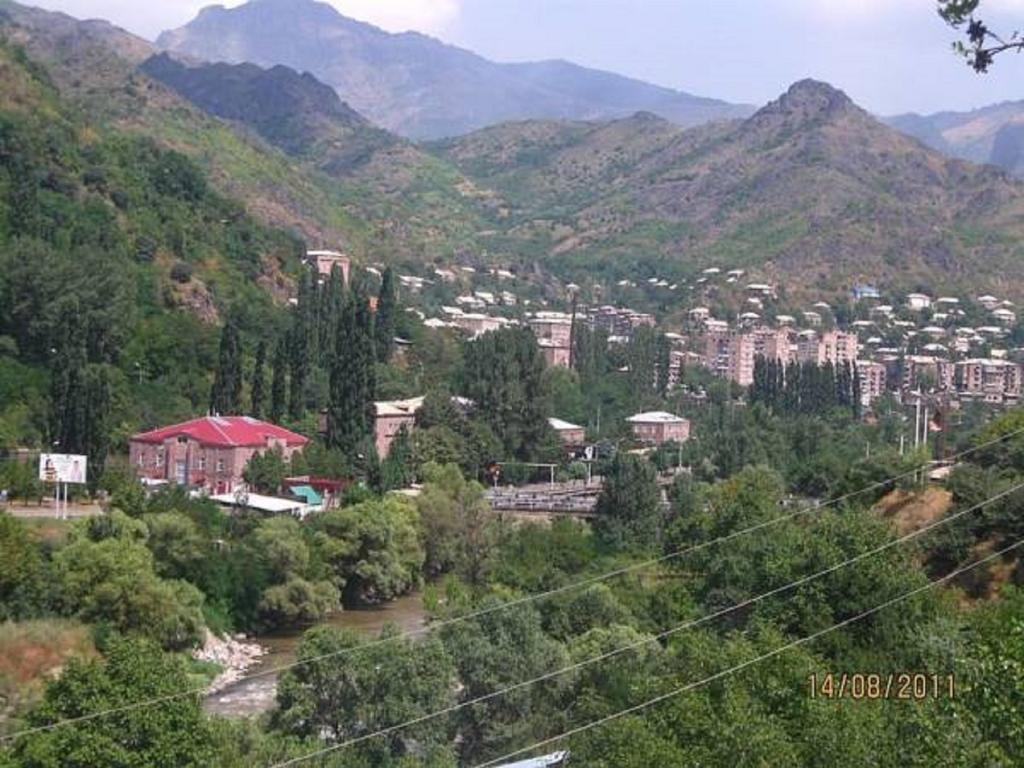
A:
39 453 88 484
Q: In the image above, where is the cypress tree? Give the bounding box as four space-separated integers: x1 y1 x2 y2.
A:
289 272 314 419
270 338 288 424
375 267 397 364
210 314 243 415
83 364 112 487
251 339 267 418
50 304 87 454
327 283 375 453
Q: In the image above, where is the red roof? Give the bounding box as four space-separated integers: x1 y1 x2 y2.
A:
131 416 310 449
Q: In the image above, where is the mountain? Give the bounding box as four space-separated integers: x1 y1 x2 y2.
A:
885 101 1024 176
140 52 396 173
156 0 752 140
434 80 1024 296
0 0 486 260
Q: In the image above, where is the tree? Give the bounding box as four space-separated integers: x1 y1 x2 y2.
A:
326 279 375 453
49 301 87 456
270 337 288 424
380 424 414 491
275 625 456 762
312 495 424 604
461 326 551 460
53 512 206 650
243 447 288 494
0 512 45 620
415 463 498 583
250 339 266 418
288 271 314 420
210 313 243 416
375 266 397 364
11 638 217 767
441 602 572 763
940 0 1024 72
594 453 662 550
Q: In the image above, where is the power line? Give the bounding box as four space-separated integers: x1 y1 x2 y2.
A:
3 425 1020 743
475 534 1024 768
267 478 1024 767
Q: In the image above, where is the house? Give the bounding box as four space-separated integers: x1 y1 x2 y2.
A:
306 250 351 283
627 412 691 444
906 293 932 310
494 752 569 768
548 418 586 446
374 397 425 457
129 416 309 494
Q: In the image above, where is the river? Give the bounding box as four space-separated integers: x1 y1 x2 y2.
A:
203 593 428 718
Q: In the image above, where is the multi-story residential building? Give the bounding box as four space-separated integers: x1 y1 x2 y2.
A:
626 412 691 444
955 359 1023 404
796 330 857 366
529 312 573 368
704 329 757 386
752 327 793 364
590 306 655 338
896 355 954 392
130 416 309 494
856 360 887 407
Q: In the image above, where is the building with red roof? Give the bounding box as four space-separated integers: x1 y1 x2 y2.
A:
129 416 310 493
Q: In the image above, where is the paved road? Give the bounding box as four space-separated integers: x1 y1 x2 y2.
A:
4 502 103 519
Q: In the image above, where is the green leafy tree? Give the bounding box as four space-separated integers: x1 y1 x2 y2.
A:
243 446 288 494
461 326 551 460
441 602 572 763
415 463 498 583
594 453 662 550
0 512 45 619
312 495 424 604
11 638 217 767
275 625 456 761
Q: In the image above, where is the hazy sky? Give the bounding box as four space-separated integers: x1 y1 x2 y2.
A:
27 0 1024 115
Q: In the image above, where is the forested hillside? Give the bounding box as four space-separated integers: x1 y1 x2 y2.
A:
0 36 300 455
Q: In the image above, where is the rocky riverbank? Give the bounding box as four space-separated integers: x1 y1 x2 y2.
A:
193 630 267 694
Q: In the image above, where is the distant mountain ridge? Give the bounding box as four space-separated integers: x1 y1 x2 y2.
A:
884 101 1024 177
140 52 398 173
157 0 753 139
433 79 1024 295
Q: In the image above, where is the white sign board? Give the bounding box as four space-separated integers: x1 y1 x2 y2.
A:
39 453 88 484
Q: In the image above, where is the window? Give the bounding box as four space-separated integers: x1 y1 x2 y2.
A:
216 459 225 473
196 457 206 471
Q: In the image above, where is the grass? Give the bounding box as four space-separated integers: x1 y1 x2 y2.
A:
0 619 97 735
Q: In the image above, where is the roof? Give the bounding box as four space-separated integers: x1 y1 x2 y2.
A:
287 485 323 505
210 492 308 515
375 396 425 418
627 411 688 424
548 417 584 432
494 753 569 768
131 416 309 449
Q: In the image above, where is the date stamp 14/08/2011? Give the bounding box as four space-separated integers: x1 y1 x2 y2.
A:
807 672 955 701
